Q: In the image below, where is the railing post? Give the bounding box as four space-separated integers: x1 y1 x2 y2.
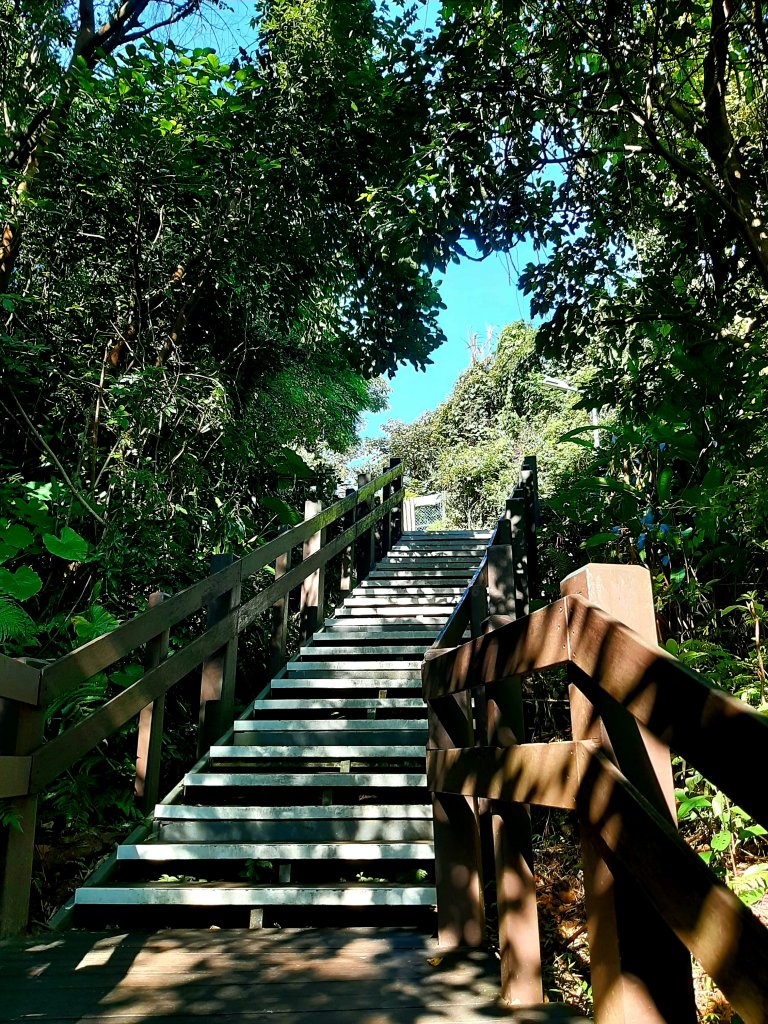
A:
0 694 43 936
429 691 486 948
198 553 241 757
268 526 292 676
561 564 697 1023
380 458 397 557
486 516 516 623
355 472 375 582
506 492 529 618
484 507 541 1004
135 592 169 813
300 492 325 641
339 488 356 598
519 456 540 600
389 457 403 543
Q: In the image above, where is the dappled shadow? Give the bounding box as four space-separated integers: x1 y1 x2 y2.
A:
422 591 768 1020
0 927 590 1023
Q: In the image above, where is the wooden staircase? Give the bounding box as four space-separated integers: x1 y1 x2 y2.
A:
71 530 489 926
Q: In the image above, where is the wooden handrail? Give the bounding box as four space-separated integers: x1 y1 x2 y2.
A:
0 458 403 935
422 593 768 825
423 563 768 1021
0 461 403 704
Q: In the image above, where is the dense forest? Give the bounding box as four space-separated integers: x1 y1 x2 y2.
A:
1 0 767 955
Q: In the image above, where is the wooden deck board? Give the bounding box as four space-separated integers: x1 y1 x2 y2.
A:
0 929 589 1022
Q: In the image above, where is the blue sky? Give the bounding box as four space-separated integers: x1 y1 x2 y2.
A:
361 246 536 438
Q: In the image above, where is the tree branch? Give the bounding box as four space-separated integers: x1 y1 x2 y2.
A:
1 394 106 526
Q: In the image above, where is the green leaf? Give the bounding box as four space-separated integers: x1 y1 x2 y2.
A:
581 531 619 548
664 638 679 656
710 830 732 852
676 795 710 820
0 566 42 601
71 605 120 644
110 664 144 688
262 495 301 526
2 524 34 551
657 467 673 502
43 527 89 562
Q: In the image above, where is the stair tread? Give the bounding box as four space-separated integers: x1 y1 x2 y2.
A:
210 744 425 759
118 841 434 860
235 719 426 730
74 883 436 906
184 772 428 786
154 803 433 820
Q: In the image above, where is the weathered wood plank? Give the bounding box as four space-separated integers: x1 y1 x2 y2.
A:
427 742 586 810
566 593 768 829
0 655 41 705
38 465 400 701
30 611 239 791
579 751 768 1024
0 755 30 798
422 599 569 698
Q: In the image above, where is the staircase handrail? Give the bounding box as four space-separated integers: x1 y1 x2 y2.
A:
0 458 403 934
422 460 768 1023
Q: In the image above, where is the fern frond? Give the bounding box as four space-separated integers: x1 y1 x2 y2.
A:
0 597 38 646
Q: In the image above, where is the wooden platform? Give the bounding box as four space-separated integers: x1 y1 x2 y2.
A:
0 928 589 1023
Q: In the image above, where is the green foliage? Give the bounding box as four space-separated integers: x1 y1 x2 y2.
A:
384 321 594 529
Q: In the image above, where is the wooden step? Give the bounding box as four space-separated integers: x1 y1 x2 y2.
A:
74 883 436 907
153 804 433 842
285 661 423 673
317 624 441 635
334 606 451 617
209 745 425 760
184 772 428 788
250 697 424 712
234 719 426 734
118 841 434 861
298 646 430 657
270 677 421 690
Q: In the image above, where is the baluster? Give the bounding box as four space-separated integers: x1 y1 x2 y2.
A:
485 508 541 1005
561 563 696 1023
0 694 43 935
355 473 375 582
299 492 325 642
429 687 485 948
198 553 241 756
268 526 292 677
339 488 356 598
135 591 169 812
519 456 540 600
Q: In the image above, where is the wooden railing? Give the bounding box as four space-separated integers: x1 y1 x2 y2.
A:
422 461 768 1023
0 458 403 935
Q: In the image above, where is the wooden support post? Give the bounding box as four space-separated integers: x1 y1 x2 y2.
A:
135 592 169 812
487 517 514 619
485 517 542 1004
339 488 355 598
506 494 529 618
389 457 403 544
355 473 375 582
198 553 241 757
519 456 540 600
429 690 485 948
300 493 325 642
0 699 43 936
560 564 696 1024
268 526 292 677
381 460 396 557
